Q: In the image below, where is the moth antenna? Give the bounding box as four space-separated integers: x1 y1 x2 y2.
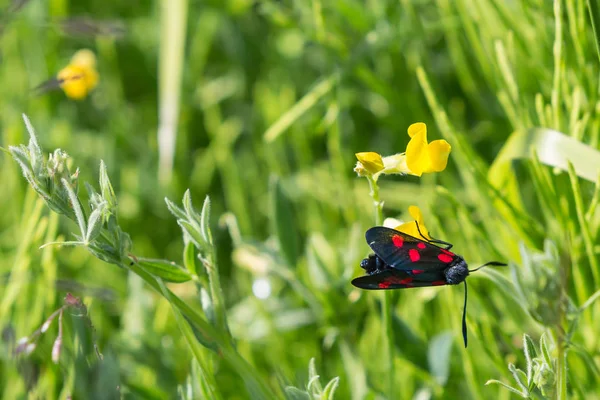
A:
468 261 507 273
462 281 468 348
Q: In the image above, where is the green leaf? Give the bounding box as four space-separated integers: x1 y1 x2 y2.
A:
99 160 117 210
165 197 187 220
587 0 600 64
485 380 528 397
270 176 299 267
137 257 192 283
581 288 600 311
539 333 553 369
62 178 87 238
322 377 340 400
182 189 197 221
157 281 223 400
508 363 529 395
179 220 206 250
490 127 600 186
284 387 310 400
85 208 104 243
183 241 198 276
523 334 536 387
264 73 338 142
22 114 42 175
307 358 322 394
427 331 453 386
200 196 213 246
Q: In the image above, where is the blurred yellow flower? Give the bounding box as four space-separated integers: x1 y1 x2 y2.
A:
57 49 99 100
353 123 451 180
405 122 451 176
394 205 432 241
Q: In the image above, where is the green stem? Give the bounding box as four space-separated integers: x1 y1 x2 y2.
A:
556 340 567 400
587 0 600 64
555 238 570 400
367 177 395 398
366 176 384 226
127 262 276 398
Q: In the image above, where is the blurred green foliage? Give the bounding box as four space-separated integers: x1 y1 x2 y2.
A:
2 0 600 398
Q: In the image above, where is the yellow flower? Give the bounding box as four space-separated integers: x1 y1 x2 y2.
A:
405 122 451 176
394 205 432 241
353 123 451 179
354 152 384 176
57 49 99 100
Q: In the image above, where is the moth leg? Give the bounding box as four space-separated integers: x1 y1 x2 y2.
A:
415 222 453 250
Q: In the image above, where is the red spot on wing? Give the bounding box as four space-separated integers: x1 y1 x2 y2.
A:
379 276 414 288
441 249 454 255
385 276 413 284
411 269 424 275
438 253 454 263
417 242 426 249
392 235 404 248
432 280 446 286
409 249 420 262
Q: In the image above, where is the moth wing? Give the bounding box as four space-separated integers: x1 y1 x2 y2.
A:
365 227 459 270
351 269 447 290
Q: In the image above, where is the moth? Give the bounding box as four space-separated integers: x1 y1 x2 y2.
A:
352 226 506 347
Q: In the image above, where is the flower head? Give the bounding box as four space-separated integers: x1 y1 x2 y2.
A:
354 123 451 179
393 205 432 241
57 49 99 100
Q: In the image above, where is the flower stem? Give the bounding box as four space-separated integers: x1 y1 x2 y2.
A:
367 177 394 398
366 177 384 226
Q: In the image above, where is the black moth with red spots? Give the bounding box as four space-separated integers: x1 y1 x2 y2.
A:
351 226 506 347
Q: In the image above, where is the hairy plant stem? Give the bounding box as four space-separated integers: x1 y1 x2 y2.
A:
555 247 570 400
367 176 395 398
126 261 275 398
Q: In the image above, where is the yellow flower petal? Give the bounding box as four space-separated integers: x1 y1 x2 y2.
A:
407 122 426 139
405 128 429 176
426 140 451 172
355 152 384 174
405 123 451 175
394 205 431 240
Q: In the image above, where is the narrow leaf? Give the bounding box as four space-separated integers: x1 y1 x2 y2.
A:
485 380 528 397
179 220 206 250
322 377 340 400
183 241 198 276
490 127 600 186
165 197 188 220
99 160 117 209
137 257 192 283
523 334 536 386
508 363 529 395
284 387 310 400
62 178 87 237
308 358 322 393
539 333 553 369
85 208 104 243
200 196 213 246
264 73 338 142
270 176 299 267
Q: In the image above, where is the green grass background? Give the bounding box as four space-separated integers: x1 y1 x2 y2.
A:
1 0 600 398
